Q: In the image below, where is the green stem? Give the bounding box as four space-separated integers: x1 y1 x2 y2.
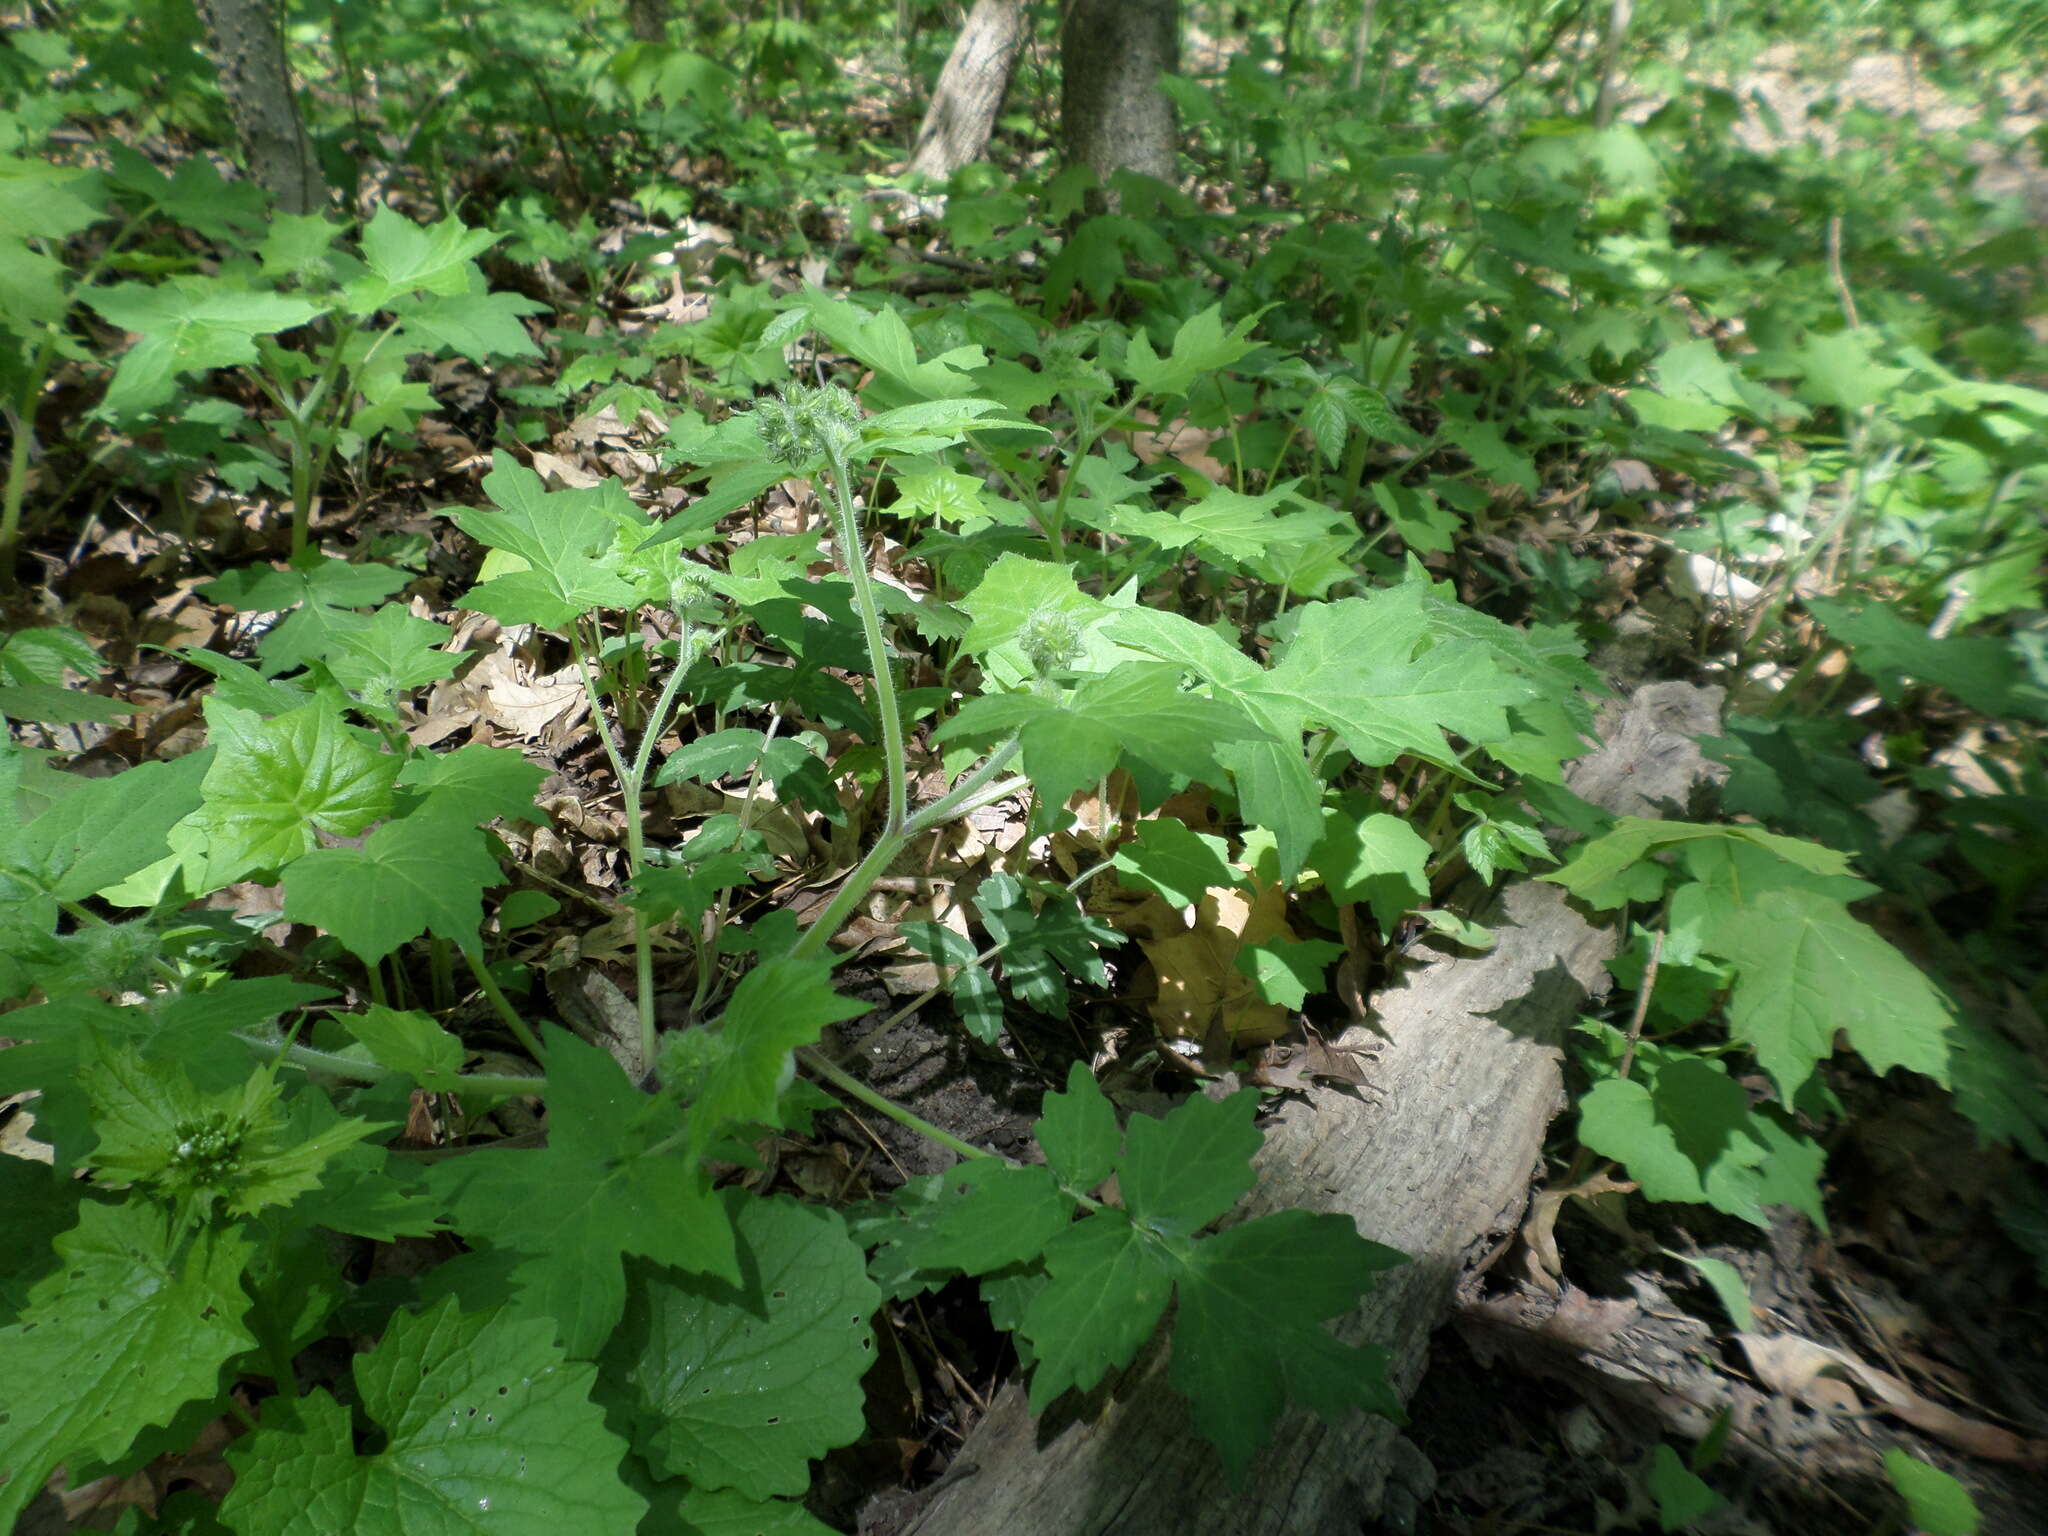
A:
461 946 547 1064
796 1047 993 1163
821 443 908 835
573 624 661 1070
233 1032 546 1096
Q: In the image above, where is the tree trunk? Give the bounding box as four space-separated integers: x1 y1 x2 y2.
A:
1060 0 1178 187
895 682 1729 1536
193 0 328 215
905 0 1027 181
627 0 671 44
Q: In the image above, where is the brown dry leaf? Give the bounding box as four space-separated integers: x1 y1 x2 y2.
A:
1125 407 1229 482
1737 1332 2048 1463
1130 882 1295 1045
456 652 589 743
1519 1171 1641 1285
529 449 606 488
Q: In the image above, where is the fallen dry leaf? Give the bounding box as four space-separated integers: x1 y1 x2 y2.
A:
1124 882 1295 1045
1737 1332 2048 1463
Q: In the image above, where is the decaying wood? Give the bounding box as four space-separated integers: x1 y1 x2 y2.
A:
893 682 1726 1536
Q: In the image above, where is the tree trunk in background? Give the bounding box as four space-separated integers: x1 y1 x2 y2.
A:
906 0 1026 180
193 0 328 215
627 0 671 44
1061 0 1178 187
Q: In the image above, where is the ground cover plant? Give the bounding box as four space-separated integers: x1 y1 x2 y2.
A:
2 0 2046 1531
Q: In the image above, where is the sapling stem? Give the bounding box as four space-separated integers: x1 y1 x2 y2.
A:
233 1032 546 1096
573 611 700 1072
796 1046 992 1163
819 441 909 835
461 946 547 1063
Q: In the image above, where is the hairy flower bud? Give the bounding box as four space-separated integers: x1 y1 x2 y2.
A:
754 381 863 469
1018 608 1086 678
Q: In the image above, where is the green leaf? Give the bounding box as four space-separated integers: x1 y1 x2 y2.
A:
1646 1443 1721 1531
1234 936 1344 1009
1575 1059 1824 1229
345 206 503 313
0 1201 255 1531
604 1194 878 1499
323 604 459 705
1 751 209 901
1037 1061 1119 1194
659 728 768 784
199 552 411 616
1168 1209 1405 1483
1303 389 1348 467
1545 817 1854 911
431 1029 737 1357
940 665 1261 815
1020 1209 1173 1411
172 700 397 888
973 874 1118 1018
1124 305 1262 401
687 933 867 1161
0 155 105 245
1806 598 2048 722
1113 817 1239 906
396 745 547 826
886 1160 1074 1277
0 1157 75 1325
671 1487 840 1536
1309 806 1431 938
1709 886 1953 1100
0 625 101 685
782 290 983 402
452 454 643 629
0 683 139 724
1250 584 1528 767
284 812 504 966
221 1297 646 1536
958 553 1108 662
1119 1088 1262 1239
1110 480 1336 569
859 397 1037 456
1882 1449 1979 1536
86 276 322 417
1370 480 1460 555
344 1005 467 1088
396 287 547 362
1664 1251 1753 1331
84 1047 381 1220
893 920 1004 1042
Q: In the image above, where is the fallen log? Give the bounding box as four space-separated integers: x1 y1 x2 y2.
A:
890 681 1727 1536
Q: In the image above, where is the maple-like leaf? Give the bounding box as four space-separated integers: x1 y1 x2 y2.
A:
221 1297 645 1536
452 454 643 629
0 1201 256 1531
602 1194 879 1500
1245 584 1530 768
1168 1209 1405 1483
86 275 321 416
430 1029 737 1358
171 700 398 888
283 810 505 966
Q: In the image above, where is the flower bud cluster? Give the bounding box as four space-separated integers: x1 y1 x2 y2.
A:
754 381 863 469
1019 608 1086 678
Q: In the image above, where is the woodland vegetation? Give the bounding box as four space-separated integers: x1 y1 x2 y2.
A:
1 1 2045 1532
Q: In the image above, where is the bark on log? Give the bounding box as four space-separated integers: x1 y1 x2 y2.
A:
898 682 1726 1536
192 0 328 216
906 0 1026 182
